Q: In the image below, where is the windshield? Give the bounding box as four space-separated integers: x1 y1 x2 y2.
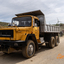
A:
12 17 32 27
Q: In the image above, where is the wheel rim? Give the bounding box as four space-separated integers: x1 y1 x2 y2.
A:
27 43 34 56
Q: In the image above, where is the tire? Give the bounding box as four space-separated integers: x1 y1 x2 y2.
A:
55 36 59 46
49 37 55 48
22 40 35 58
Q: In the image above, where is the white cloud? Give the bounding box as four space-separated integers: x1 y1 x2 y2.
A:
46 12 64 24
0 0 64 24
54 8 61 13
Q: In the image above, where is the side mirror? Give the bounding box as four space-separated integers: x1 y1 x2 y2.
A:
8 24 11 26
37 21 40 26
15 24 17 26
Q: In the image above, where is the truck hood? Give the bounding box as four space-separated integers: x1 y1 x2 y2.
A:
0 27 31 31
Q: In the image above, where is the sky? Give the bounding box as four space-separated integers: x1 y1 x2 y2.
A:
0 0 64 24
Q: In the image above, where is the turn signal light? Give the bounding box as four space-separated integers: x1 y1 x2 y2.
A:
31 31 33 34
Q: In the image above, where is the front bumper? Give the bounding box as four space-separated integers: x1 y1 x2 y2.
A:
0 40 26 47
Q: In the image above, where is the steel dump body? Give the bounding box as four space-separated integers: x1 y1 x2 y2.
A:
16 10 60 33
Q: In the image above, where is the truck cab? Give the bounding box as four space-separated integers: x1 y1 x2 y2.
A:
10 15 40 41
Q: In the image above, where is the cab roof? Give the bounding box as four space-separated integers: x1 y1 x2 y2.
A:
15 10 44 16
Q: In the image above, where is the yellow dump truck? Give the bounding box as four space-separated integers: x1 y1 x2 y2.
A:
0 10 60 58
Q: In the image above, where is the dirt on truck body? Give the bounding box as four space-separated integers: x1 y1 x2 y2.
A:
0 10 60 58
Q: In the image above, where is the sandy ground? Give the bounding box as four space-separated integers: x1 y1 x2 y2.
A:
0 37 64 64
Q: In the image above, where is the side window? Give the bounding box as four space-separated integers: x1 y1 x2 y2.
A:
34 19 40 27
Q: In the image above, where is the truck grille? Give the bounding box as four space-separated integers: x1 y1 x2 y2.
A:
0 30 13 37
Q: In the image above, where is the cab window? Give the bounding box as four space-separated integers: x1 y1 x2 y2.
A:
34 19 40 27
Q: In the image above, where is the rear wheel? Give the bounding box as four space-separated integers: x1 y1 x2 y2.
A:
49 37 55 48
22 40 35 58
55 36 59 46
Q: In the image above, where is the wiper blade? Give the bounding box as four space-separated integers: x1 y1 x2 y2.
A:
18 26 26 27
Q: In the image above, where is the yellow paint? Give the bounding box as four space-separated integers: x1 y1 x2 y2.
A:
37 39 41 43
33 27 39 39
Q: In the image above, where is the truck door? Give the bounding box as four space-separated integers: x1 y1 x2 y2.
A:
33 19 39 39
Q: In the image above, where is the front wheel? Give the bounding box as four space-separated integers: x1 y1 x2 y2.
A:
22 40 35 58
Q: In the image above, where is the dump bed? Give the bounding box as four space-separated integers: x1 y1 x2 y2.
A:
37 15 60 33
16 10 60 33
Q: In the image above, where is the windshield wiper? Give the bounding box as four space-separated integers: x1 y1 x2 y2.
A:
18 26 26 27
